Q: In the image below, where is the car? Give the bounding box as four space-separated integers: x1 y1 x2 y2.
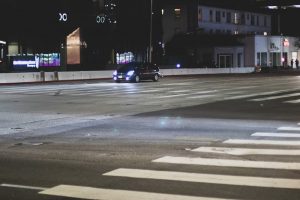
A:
113 62 161 83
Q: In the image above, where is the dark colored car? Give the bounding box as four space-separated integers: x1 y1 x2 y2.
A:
113 62 161 83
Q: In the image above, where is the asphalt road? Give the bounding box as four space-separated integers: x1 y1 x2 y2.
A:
0 74 300 200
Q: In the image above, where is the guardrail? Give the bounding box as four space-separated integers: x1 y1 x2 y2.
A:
0 67 255 84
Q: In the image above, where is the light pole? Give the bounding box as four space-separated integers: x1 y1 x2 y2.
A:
149 0 153 63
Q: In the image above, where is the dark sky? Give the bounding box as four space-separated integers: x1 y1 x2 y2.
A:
0 0 299 52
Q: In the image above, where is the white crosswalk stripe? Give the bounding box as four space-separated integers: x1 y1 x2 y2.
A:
223 139 300 146
152 156 300 170
40 185 233 200
191 146 300 156
284 99 300 103
104 168 300 189
252 132 300 138
249 93 300 102
278 127 300 132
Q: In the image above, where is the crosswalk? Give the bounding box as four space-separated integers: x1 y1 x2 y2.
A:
1 81 300 106
0 82 300 104
35 123 300 199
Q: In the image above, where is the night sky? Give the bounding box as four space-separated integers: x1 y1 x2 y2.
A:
0 0 299 52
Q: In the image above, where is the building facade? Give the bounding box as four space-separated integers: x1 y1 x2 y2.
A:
244 35 300 68
162 2 300 69
162 3 272 44
197 6 271 35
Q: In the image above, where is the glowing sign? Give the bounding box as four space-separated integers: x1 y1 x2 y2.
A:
38 53 60 67
59 13 68 22
96 15 106 24
13 60 37 68
116 52 134 64
67 28 81 65
12 54 60 69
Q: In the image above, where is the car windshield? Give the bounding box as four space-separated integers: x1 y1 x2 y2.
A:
117 63 142 72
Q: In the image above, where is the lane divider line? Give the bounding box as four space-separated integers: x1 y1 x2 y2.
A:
0 183 48 191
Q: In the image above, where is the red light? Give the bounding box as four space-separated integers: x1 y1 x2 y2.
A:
283 39 289 47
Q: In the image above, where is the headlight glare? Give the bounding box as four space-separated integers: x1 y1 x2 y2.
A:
127 70 135 76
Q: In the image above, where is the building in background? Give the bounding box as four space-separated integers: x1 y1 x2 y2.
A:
162 3 271 44
244 35 300 68
0 0 299 72
161 1 300 69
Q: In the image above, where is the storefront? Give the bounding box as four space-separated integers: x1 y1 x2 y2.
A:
244 35 300 68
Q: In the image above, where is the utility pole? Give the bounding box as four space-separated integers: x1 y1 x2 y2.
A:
149 0 153 63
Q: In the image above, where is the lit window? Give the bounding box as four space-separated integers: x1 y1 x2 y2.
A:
234 13 239 24
174 8 181 18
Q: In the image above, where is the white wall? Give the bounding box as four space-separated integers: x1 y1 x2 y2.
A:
0 68 255 84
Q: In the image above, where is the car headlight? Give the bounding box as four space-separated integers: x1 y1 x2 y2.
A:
113 70 117 76
127 70 135 76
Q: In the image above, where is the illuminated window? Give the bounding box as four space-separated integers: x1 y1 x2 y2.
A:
234 13 239 24
174 8 181 18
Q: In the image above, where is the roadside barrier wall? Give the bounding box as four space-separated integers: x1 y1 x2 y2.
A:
0 67 255 84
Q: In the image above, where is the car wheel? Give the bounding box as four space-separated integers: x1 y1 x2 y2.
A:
134 75 140 83
153 74 159 82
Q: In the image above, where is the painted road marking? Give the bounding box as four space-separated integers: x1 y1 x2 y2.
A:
155 94 191 98
104 168 300 189
249 93 300 101
223 139 300 146
225 90 288 100
284 99 300 103
0 183 48 191
39 185 234 200
278 127 300 132
252 132 300 138
152 156 300 170
191 147 300 156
